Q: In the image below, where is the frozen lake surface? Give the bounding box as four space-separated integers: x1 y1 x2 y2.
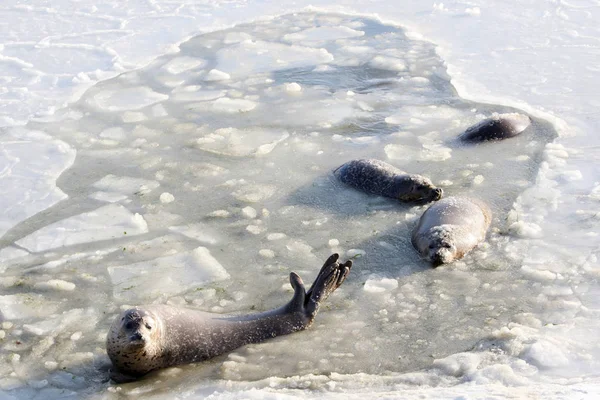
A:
1 1 600 399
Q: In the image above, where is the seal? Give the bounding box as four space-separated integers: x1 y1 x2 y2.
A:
334 159 443 202
106 253 352 382
411 196 491 266
459 113 531 142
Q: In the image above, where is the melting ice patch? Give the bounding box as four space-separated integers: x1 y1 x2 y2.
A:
0 12 560 398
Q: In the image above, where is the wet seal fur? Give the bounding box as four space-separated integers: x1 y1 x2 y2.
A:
412 196 491 266
106 254 352 382
459 113 531 143
334 159 443 202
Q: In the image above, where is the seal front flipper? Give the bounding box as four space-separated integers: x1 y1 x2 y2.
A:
303 253 352 320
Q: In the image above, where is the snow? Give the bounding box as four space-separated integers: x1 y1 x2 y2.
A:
1 0 600 399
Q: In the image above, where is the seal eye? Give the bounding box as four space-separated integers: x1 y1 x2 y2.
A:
145 323 152 330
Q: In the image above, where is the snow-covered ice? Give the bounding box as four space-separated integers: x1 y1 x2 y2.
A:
1 1 600 399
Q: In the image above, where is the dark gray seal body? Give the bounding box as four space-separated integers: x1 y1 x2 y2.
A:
459 113 531 142
412 197 491 266
334 159 442 202
106 254 351 382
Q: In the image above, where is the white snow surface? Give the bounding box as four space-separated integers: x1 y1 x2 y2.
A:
1 0 600 399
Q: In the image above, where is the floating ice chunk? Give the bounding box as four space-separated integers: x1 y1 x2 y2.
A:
92 174 160 197
168 224 218 245
99 127 127 140
17 204 148 252
0 294 58 319
329 239 340 247
207 210 230 218
508 221 543 238
204 69 231 81
283 26 364 44
108 247 229 301
259 249 275 258
385 105 462 126
215 40 334 77
232 184 276 203
160 192 175 203
523 340 569 368
90 87 168 111
172 89 225 102
433 352 481 376
223 31 252 44
210 97 257 113
241 206 257 219
347 249 366 258
369 55 406 71
465 7 481 16
0 247 28 264
122 111 147 123
284 82 302 93
364 277 399 293
267 233 287 241
89 191 128 203
33 280 76 292
286 240 313 256
0 128 75 239
195 128 288 157
151 104 169 117
23 309 93 338
246 225 265 235
473 175 485 185
163 57 206 74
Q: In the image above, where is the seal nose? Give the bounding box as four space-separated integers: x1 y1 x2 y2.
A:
431 252 444 266
130 332 144 342
432 188 443 200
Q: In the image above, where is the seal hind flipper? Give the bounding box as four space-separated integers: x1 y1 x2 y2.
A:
304 253 352 318
287 272 307 311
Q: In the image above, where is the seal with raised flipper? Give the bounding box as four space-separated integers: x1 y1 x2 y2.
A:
411 196 491 266
458 113 531 142
106 254 352 382
334 159 443 202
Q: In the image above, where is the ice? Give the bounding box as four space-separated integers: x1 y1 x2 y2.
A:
363 277 399 293
0 295 58 320
195 128 288 157
91 174 160 199
283 26 365 44
168 224 219 245
162 57 206 74
88 87 168 111
0 128 75 239
16 204 148 252
107 247 229 301
215 41 334 77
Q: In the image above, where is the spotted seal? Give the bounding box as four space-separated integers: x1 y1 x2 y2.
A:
334 159 443 202
411 196 491 265
106 254 352 382
459 113 531 142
